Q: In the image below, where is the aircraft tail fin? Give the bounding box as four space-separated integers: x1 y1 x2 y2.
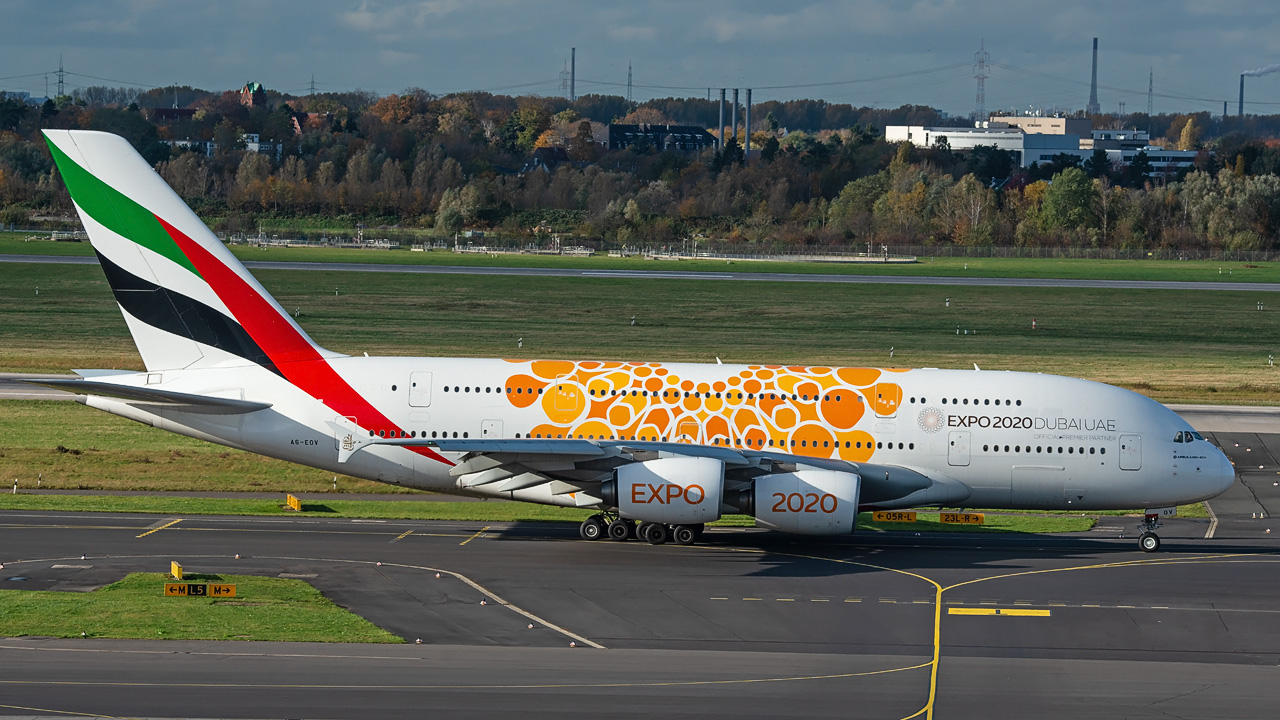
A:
42 130 337 374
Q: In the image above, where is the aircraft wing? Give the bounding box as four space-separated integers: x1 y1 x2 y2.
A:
30 378 273 415
364 436 970 508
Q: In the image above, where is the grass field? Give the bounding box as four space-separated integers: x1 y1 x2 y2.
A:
2 260 1277 402
0 572 401 642
4 231 1280 283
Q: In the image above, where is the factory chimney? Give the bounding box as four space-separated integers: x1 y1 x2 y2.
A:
718 89 725 149
744 88 752 162
569 48 576 102
1086 38 1100 115
732 88 739 142
1239 74 1245 117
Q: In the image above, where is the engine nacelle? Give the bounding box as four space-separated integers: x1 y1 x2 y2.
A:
609 457 724 525
752 470 860 535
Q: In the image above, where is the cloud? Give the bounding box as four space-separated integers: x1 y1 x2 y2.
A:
608 25 656 42
706 13 791 43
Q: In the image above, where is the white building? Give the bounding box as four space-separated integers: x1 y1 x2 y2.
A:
885 119 1197 172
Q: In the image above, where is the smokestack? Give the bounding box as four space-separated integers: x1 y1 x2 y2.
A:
569 48 576 102
732 88 739 142
718 89 725 149
1224 100 1228 119
1239 74 1245 118
1086 38 1100 115
744 88 752 162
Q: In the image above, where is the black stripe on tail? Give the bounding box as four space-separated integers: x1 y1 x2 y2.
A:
95 250 282 376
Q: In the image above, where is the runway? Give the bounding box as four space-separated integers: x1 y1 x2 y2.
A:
2 474 1279 719
4 253 1280 291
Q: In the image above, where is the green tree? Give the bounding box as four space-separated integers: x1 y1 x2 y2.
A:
1041 167 1098 231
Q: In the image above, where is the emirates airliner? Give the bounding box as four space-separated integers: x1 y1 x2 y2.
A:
34 130 1234 552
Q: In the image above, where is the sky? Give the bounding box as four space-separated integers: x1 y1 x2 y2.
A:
1 0 1279 117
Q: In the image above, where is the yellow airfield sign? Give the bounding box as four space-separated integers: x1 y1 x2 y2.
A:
164 583 237 597
940 512 985 525
872 511 917 523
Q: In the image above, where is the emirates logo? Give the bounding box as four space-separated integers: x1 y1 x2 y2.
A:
917 407 943 434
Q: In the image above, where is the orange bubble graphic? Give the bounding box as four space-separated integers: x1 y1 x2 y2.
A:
645 377 663 392
837 431 876 462
531 360 575 380
755 369 775 380
744 379 762 395
505 374 546 408
873 383 903 417
773 406 798 430
819 388 865 430
790 424 836 458
542 381 587 425
836 367 881 387
573 420 614 440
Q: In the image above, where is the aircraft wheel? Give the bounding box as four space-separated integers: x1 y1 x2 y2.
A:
607 519 631 541
579 516 605 541
1139 532 1160 553
643 522 668 545
672 525 698 546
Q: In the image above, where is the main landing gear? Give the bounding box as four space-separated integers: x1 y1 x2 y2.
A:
578 514 703 546
1136 513 1162 553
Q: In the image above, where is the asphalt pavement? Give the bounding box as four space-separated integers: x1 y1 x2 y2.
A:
1 469 1279 720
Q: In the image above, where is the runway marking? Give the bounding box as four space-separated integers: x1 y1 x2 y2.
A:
948 608 996 616
744 597 762 601
459 526 490 546
390 529 413 543
0 703 127 719
998 608 1051 617
710 597 728 600
135 518 181 538
777 598 795 602
705 545 1257 720
1205 501 1220 539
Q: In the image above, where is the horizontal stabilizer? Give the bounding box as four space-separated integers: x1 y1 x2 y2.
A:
33 379 272 415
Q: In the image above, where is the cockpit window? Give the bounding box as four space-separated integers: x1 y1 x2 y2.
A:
1190 431 1205 441
1174 431 1185 443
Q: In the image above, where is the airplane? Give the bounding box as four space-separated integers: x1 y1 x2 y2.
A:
31 130 1235 553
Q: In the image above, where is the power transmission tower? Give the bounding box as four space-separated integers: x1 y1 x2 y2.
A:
558 59 571 100
309 74 316 96
972 41 989 122
1146 67 1153 129
626 62 633 103
56 55 65 98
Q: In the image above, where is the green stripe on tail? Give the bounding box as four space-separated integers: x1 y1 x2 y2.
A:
46 137 200 276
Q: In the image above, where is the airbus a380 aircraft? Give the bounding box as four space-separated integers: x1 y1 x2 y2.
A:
35 130 1235 552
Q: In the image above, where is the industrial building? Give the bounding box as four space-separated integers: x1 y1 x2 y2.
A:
608 124 717 154
885 115 1198 172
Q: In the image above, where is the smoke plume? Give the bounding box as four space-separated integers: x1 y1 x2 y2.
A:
1243 63 1280 78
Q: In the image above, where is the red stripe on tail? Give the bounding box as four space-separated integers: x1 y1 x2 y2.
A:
158 217 453 466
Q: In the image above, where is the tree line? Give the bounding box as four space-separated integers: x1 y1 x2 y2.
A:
2 84 1280 250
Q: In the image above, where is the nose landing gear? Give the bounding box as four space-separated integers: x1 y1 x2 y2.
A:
1136 513 1163 553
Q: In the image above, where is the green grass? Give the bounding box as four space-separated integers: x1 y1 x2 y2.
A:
3 260 1278 402
858 512 1095 534
0 400 410 493
0 493 1096 533
0 572 401 642
5 231 1280 283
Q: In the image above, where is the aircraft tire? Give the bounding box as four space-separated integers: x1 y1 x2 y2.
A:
672 525 697 546
644 522 668 545
1139 532 1160 553
607 519 631 541
580 516 605 541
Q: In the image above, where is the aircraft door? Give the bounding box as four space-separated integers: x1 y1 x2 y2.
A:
482 419 503 439
409 372 432 407
677 418 701 444
948 431 971 466
873 383 902 418
1119 434 1142 471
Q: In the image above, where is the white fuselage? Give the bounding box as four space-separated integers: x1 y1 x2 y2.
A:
84 357 1236 513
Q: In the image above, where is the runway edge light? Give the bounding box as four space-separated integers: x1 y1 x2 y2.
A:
171 561 183 580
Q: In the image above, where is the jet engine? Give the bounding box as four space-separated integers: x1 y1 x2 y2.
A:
601 457 724 525
749 470 860 535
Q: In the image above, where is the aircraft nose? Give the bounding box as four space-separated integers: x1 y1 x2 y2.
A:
1210 445 1236 497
